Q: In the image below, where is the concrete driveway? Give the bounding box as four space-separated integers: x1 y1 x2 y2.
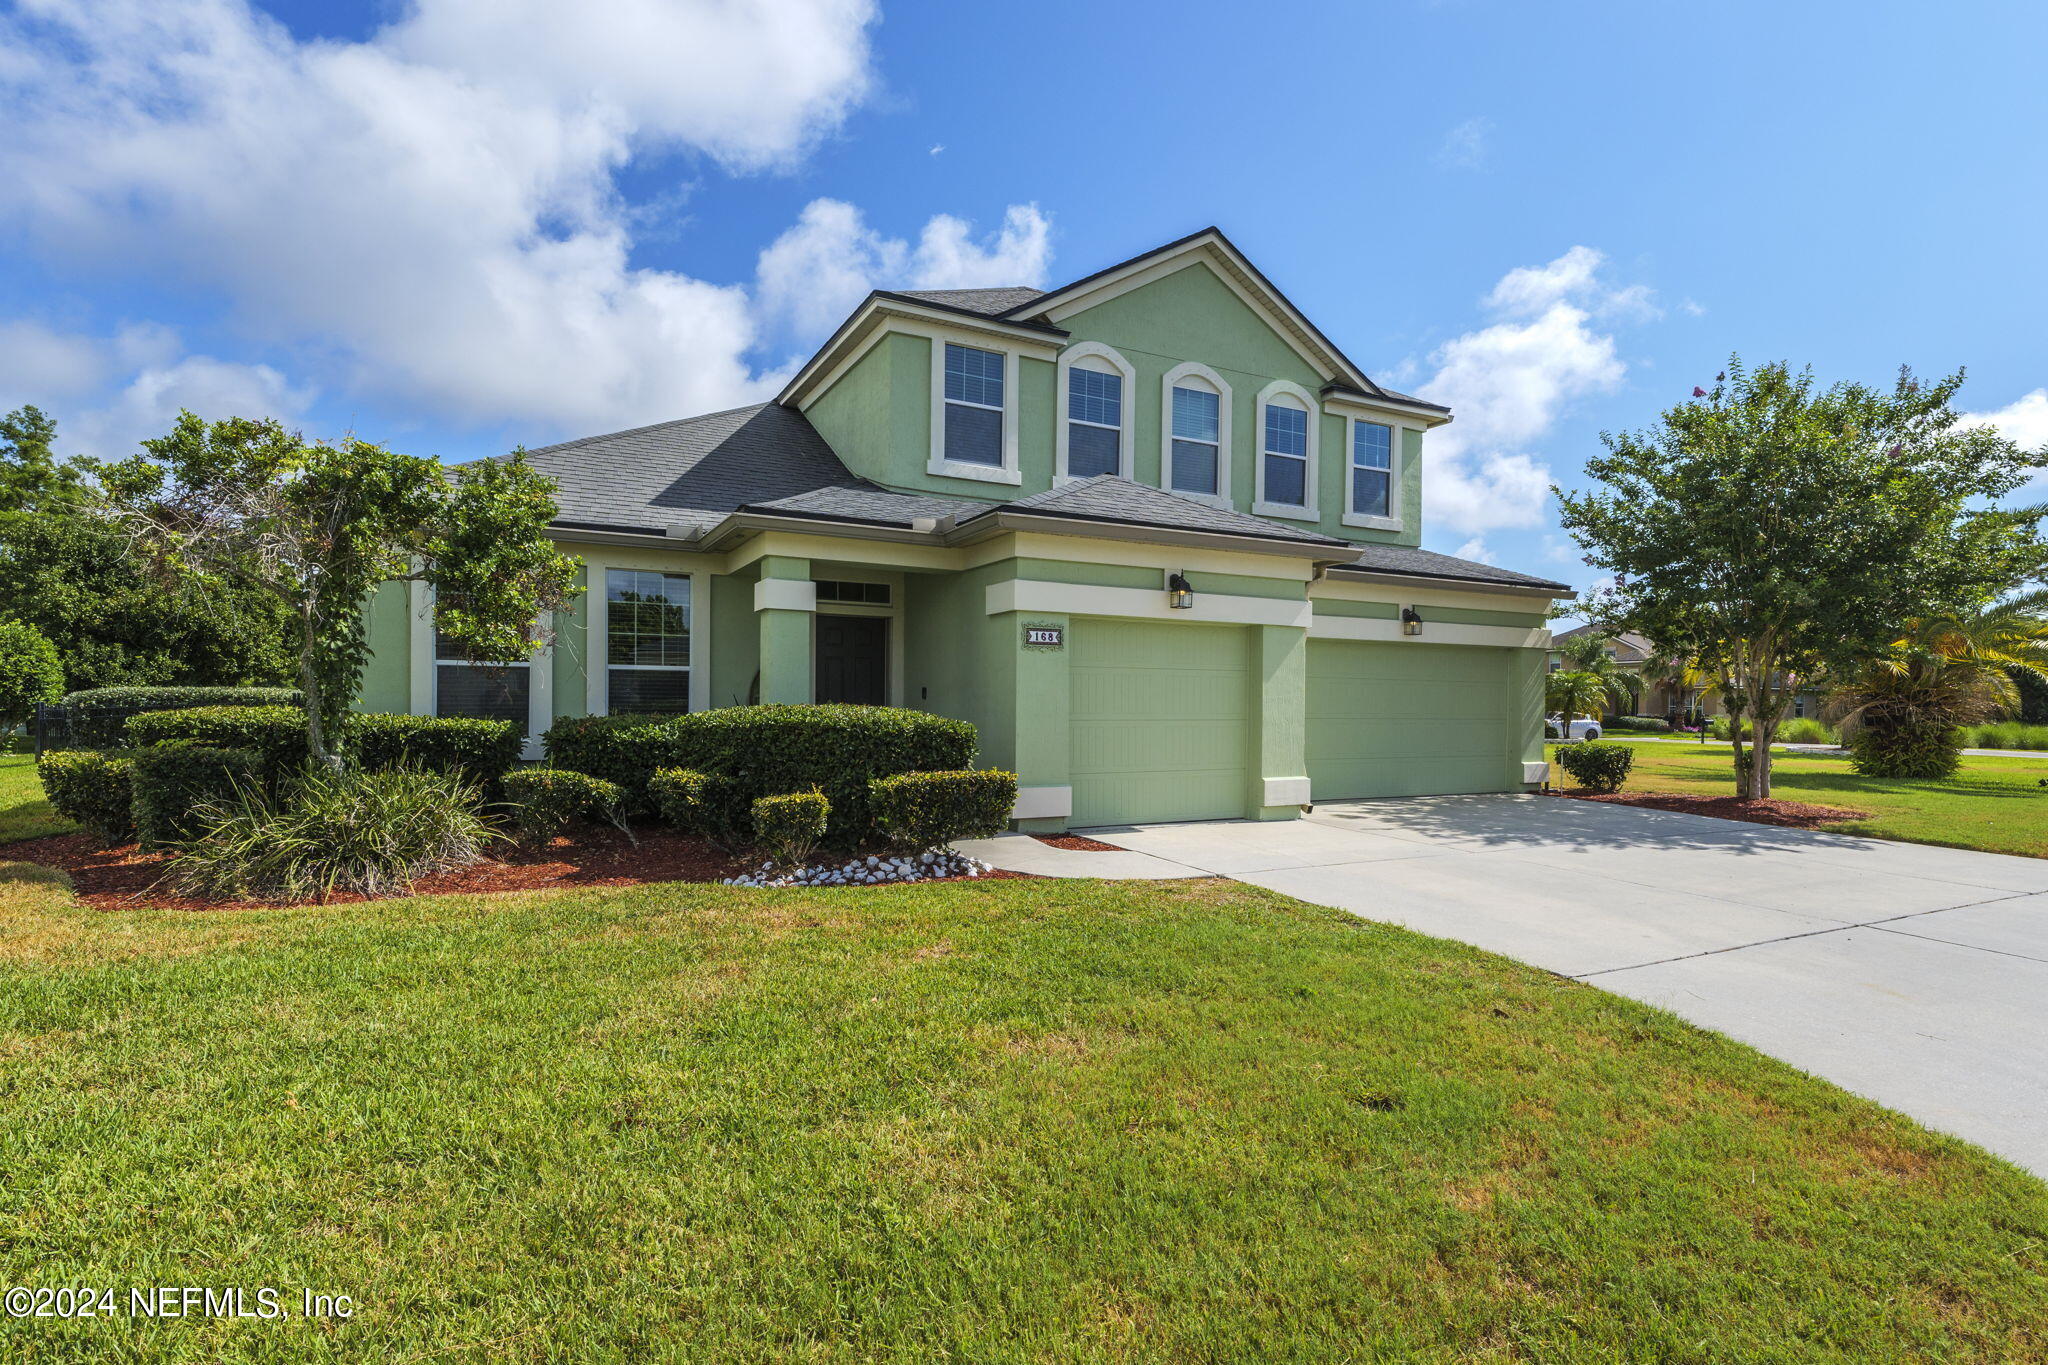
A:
1089 795 2048 1177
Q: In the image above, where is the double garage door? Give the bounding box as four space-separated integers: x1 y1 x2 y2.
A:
1306 639 1514 801
1069 619 1249 828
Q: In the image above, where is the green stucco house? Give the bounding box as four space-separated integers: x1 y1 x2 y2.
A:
357 228 1570 831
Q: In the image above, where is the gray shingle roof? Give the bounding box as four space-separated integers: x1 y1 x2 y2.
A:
1330 544 1571 592
965 474 1352 547
520 403 870 536
741 484 991 527
893 287 1046 317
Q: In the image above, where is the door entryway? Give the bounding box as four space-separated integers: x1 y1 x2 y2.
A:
815 614 887 705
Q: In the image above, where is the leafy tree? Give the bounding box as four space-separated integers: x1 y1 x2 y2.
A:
102 413 581 765
0 618 64 740
0 404 85 514
1828 591 2048 777
1559 359 2047 799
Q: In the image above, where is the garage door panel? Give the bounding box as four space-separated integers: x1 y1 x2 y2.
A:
1070 619 1248 827
1307 639 1513 801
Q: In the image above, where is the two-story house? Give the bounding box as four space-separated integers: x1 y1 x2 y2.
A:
354 228 1571 831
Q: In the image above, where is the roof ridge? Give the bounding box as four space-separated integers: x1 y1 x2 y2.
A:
523 402 771 456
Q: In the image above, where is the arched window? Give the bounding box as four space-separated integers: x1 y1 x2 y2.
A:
1055 342 1136 481
1161 362 1231 506
1253 379 1320 520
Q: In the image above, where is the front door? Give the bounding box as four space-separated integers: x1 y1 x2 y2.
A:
815 614 887 705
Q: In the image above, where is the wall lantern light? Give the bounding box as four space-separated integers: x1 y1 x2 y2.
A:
1167 572 1195 610
1401 606 1423 636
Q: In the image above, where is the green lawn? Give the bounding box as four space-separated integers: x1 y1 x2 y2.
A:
1558 739 2048 858
0 751 71 845
0 871 2044 1361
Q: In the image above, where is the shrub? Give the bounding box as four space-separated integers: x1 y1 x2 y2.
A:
546 704 976 843
0 618 63 737
648 767 743 845
36 749 136 843
1847 720 1962 780
1777 717 1838 745
63 686 303 749
170 765 498 902
500 768 628 844
752 790 829 867
130 745 262 848
344 712 522 785
1960 722 2048 752
1554 740 1634 794
869 769 1017 850
126 705 307 781
1610 715 1672 733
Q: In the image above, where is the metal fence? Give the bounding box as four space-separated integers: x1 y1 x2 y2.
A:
33 702 70 757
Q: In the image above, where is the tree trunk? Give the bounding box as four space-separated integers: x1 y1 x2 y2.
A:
296 600 342 771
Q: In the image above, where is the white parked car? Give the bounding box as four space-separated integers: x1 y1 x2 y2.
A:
1546 714 1603 742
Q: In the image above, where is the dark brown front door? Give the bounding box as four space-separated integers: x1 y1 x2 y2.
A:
815 615 886 705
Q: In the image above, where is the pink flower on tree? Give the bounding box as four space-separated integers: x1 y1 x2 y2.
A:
1692 386 1708 398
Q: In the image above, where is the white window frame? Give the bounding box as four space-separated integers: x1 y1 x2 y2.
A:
1252 379 1320 522
1160 361 1232 508
412 582 552 760
601 566 696 719
928 334 1022 485
1343 416 1404 531
1054 341 1136 483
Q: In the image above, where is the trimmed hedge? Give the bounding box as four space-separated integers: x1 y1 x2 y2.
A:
1610 716 1673 733
546 705 977 842
64 686 303 749
870 769 1016 850
344 713 522 785
131 745 262 848
126 706 307 781
648 767 742 846
752 790 829 866
37 749 137 843
500 768 627 844
1553 740 1634 794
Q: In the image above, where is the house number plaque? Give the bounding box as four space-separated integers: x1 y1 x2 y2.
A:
1023 625 1064 648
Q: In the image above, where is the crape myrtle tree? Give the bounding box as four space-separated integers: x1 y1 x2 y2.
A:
102 412 580 766
1558 358 2046 800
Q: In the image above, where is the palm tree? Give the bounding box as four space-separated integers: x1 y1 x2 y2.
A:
1553 632 1636 717
1828 591 2048 778
1640 652 1719 739
1546 670 1620 736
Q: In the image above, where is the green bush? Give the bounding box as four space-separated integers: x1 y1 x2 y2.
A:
130 745 262 848
1847 721 1961 780
500 768 628 844
1777 717 1838 745
0 618 63 736
648 767 743 845
1960 722 2048 752
169 765 498 902
344 712 522 785
546 704 976 844
36 749 136 843
752 790 829 866
126 705 307 781
1554 740 1634 794
63 685 303 749
1607 715 1672 733
869 769 1017 850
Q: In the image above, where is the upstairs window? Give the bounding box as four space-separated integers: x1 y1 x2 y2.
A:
1350 421 1393 518
942 343 1005 467
1262 402 1309 507
606 569 692 715
1170 383 1221 496
1066 366 1123 479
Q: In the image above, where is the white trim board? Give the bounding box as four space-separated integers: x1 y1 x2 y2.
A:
1308 615 1550 650
986 578 1312 629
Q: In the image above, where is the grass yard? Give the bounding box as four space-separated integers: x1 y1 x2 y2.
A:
0 751 71 845
1558 740 2048 858
1 870 2045 1361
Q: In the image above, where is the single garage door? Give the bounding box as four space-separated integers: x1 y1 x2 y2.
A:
1307 639 1512 800
1069 618 1250 827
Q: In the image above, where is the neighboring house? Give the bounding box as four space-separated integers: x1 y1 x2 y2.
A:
356 228 1570 831
1547 625 1825 723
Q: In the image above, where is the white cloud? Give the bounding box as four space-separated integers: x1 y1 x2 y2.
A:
76 352 315 458
1962 388 2048 451
1415 247 1640 535
0 0 1043 439
1681 297 1707 317
0 320 107 402
1453 537 1495 565
754 200 1052 339
1437 116 1491 170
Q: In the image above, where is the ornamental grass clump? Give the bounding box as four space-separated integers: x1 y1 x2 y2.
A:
170 765 498 902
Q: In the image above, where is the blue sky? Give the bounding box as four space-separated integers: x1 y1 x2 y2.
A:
3 0 2044 601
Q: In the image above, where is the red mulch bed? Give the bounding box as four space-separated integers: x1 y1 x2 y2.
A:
1031 833 1126 852
1550 790 1872 831
7 827 1029 912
